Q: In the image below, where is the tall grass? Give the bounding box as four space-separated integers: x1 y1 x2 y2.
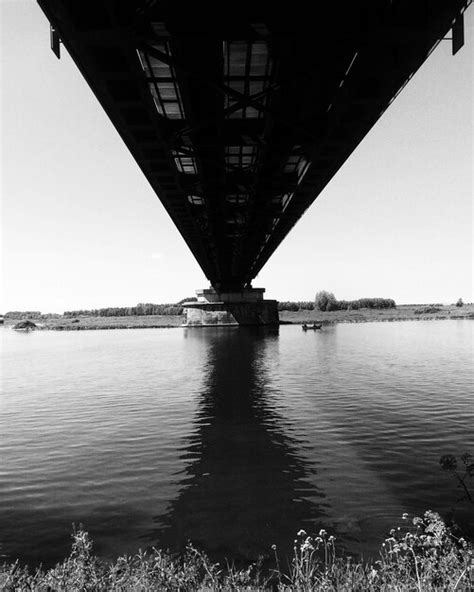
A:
1 511 472 591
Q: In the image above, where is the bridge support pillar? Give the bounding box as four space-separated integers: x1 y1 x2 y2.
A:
182 288 279 326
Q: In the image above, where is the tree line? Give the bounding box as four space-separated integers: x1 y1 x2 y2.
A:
63 300 197 318
314 291 396 311
278 301 315 311
4 311 43 319
278 292 396 312
5 294 395 317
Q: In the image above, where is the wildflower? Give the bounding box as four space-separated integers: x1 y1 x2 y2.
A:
297 529 307 537
402 512 409 520
271 544 277 551
328 535 335 543
319 529 327 537
301 541 314 552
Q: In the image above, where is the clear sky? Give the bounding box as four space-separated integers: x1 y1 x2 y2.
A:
1 1 472 313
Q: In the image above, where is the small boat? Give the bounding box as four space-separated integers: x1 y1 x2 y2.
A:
302 322 322 331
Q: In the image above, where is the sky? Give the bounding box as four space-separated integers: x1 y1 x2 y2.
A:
1 1 472 313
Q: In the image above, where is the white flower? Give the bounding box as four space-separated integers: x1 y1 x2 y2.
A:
297 529 307 537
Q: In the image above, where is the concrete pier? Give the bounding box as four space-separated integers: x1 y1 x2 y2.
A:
182 288 279 326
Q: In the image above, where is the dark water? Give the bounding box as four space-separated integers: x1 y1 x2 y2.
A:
1 321 473 567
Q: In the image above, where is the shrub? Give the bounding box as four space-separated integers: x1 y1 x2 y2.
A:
414 306 442 315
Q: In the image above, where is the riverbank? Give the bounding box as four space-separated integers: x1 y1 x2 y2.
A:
1 511 472 591
280 303 474 324
3 314 183 330
2 303 473 330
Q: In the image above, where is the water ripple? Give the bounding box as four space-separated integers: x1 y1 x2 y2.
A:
0 321 472 567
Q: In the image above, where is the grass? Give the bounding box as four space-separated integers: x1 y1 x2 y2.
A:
2 314 184 330
2 511 472 591
279 303 474 325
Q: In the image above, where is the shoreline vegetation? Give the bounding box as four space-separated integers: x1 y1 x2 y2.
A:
1 511 472 591
2 303 473 331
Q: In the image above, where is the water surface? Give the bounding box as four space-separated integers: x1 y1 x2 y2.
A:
1 321 472 566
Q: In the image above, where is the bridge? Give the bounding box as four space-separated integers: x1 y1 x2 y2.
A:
38 0 469 325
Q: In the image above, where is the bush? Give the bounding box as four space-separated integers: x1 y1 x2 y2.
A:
414 306 442 315
456 298 464 308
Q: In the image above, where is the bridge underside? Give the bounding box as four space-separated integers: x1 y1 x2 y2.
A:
38 0 468 292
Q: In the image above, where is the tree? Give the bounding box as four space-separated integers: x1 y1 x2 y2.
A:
314 291 337 312
456 298 464 307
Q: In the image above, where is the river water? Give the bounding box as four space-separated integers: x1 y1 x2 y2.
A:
1 321 473 568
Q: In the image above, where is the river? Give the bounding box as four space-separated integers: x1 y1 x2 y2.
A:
1 320 473 568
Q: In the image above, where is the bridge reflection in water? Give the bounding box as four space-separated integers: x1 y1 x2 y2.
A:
147 327 329 565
